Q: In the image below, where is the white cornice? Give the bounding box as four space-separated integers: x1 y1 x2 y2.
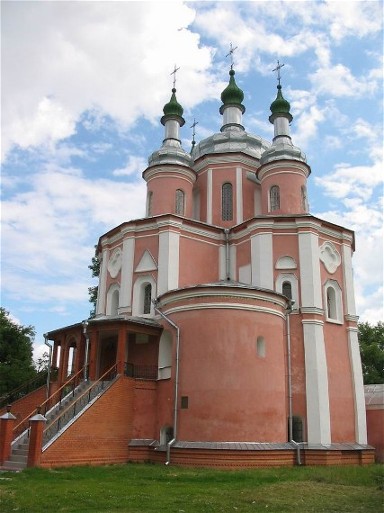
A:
143 166 196 183
159 286 286 309
193 153 260 173
162 302 286 319
258 160 310 181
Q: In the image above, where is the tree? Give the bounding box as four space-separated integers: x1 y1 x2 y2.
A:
35 351 50 373
88 246 100 318
358 321 384 385
0 308 37 396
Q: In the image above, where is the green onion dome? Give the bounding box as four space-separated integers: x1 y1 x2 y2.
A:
220 69 245 114
269 85 292 122
161 88 185 126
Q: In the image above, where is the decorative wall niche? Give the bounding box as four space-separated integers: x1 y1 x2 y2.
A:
319 242 341 274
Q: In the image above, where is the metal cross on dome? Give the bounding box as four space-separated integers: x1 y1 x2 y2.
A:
190 118 198 144
272 60 285 86
170 64 180 88
226 42 238 69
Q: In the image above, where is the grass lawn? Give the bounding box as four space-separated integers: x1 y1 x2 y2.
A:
0 463 383 513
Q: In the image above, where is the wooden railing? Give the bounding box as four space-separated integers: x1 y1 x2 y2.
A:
12 367 84 440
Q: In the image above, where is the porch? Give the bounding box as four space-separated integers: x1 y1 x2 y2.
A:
47 317 164 388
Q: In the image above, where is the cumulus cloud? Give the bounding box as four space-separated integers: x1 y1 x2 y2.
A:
310 64 379 98
1 165 146 280
1 1 216 160
112 155 148 177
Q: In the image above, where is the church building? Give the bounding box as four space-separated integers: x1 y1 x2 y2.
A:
2 61 374 469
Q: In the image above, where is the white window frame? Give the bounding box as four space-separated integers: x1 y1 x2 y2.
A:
132 275 157 317
275 273 299 309
106 283 120 316
324 279 343 324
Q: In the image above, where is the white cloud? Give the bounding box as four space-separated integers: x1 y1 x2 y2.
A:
5 97 76 155
1 165 146 283
112 155 148 177
310 64 379 98
315 161 382 200
1 1 216 160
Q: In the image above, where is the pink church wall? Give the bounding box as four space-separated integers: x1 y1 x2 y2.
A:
259 163 309 215
324 322 356 442
132 381 158 439
133 233 159 270
242 168 258 221
211 165 239 227
147 170 195 218
179 234 220 286
195 171 208 222
289 314 308 439
159 291 288 443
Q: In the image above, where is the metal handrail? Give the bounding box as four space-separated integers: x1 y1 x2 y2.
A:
124 362 157 380
42 363 118 446
13 367 84 440
0 370 49 410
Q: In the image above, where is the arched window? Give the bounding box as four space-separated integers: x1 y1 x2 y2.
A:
106 284 120 316
111 289 119 316
276 273 299 309
301 186 308 212
326 286 336 319
282 281 292 300
269 185 280 212
146 191 153 217
324 280 343 323
222 183 233 221
143 283 152 314
175 189 185 215
132 276 156 317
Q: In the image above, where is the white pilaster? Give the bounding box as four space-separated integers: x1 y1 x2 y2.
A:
303 321 331 445
251 232 273 289
298 232 322 309
158 230 180 295
207 168 212 225
342 244 356 316
236 167 243 224
96 248 109 316
347 327 368 444
119 237 135 313
219 245 226 280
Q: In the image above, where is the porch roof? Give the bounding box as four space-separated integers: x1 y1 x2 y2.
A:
46 315 162 338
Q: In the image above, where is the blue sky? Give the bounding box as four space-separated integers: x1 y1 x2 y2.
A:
1 0 383 360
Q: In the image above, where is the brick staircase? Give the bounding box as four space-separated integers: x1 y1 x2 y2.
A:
1 380 102 471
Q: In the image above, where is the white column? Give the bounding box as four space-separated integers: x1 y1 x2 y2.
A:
342 244 357 316
96 248 109 316
236 167 243 224
347 327 368 444
298 232 322 309
251 232 273 289
303 321 331 445
207 168 212 224
158 230 180 295
119 237 135 314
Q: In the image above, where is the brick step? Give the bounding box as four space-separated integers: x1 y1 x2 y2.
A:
2 457 27 470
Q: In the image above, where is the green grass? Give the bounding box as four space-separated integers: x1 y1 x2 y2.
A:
0 463 383 513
